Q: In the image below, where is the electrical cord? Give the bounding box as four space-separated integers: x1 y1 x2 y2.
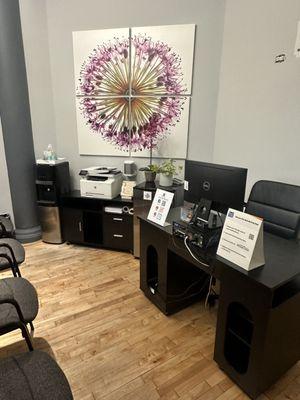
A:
183 235 219 308
151 275 213 306
205 276 219 308
205 276 214 308
166 276 210 304
171 234 187 251
167 276 208 298
184 236 210 268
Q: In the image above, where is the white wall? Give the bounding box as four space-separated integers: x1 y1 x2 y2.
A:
0 118 14 220
20 0 300 199
19 0 56 158
214 0 300 197
41 0 225 188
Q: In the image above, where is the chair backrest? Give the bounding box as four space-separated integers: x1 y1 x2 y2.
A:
246 180 300 239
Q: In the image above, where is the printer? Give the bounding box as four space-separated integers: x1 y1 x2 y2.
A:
79 166 123 199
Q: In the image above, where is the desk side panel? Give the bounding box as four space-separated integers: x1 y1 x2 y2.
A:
214 266 273 399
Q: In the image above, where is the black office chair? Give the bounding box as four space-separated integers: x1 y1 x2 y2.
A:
0 350 73 399
0 276 38 350
246 180 300 239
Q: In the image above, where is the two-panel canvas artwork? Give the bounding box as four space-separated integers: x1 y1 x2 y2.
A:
73 24 195 158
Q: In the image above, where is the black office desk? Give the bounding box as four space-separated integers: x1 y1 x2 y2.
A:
139 209 300 399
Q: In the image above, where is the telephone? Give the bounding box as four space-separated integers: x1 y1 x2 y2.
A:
190 198 212 228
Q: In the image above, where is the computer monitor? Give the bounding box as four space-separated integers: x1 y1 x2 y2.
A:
184 160 247 214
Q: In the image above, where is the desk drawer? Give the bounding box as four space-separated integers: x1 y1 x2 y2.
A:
104 213 131 226
103 214 133 250
103 232 132 250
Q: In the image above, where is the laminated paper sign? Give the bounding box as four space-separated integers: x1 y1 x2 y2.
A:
217 208 265 271
147 189 174 227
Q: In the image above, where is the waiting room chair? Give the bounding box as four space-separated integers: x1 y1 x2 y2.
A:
0 350 73 399
0 239 24 277
246 180 300 239
0 277 38 350
0 215 25 277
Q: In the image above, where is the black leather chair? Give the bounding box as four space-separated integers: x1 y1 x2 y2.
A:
246 180 300 239
0 350 73 399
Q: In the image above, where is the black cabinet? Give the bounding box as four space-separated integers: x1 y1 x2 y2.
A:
61 208 84 244
60 191 133 252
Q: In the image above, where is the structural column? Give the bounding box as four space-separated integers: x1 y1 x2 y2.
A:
0 0 40 242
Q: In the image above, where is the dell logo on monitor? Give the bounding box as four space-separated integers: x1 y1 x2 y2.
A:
203 181 211 191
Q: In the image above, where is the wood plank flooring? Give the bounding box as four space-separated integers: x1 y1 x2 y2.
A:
0 241 299 399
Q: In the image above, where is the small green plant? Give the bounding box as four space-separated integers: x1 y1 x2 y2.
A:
139 164 160 173
158 159 183 176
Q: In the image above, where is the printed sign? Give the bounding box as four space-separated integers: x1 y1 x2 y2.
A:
147 189 174 227
217 208 265 271
143 191 153 201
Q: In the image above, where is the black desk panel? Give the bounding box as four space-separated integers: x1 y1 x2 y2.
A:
216 233 300 290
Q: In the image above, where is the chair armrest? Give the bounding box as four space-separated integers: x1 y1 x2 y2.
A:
0 298 26 323
0 252 17 276
0 222 7 238
0 213 11 219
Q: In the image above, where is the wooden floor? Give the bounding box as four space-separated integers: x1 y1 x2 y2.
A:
0 241 299 400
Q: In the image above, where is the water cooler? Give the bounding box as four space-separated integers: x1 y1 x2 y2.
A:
36 162 70 244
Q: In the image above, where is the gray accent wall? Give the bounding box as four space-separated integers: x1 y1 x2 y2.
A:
20 0 226 189
19 0 57 158
214 0 300 197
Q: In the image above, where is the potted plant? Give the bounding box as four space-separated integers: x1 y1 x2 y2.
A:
158 159 182 187
139 138 162 183
139 164 160 182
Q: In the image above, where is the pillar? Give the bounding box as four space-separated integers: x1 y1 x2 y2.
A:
0 0 41 242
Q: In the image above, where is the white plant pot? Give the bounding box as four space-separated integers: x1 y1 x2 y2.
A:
159 173 173 187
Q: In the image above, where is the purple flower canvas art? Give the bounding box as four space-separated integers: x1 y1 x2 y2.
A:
73 25 195 157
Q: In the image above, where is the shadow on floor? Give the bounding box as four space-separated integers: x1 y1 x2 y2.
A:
0 337 55 360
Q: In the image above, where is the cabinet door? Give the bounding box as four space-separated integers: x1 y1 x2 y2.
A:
83 211 103 245
61 208 84 243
